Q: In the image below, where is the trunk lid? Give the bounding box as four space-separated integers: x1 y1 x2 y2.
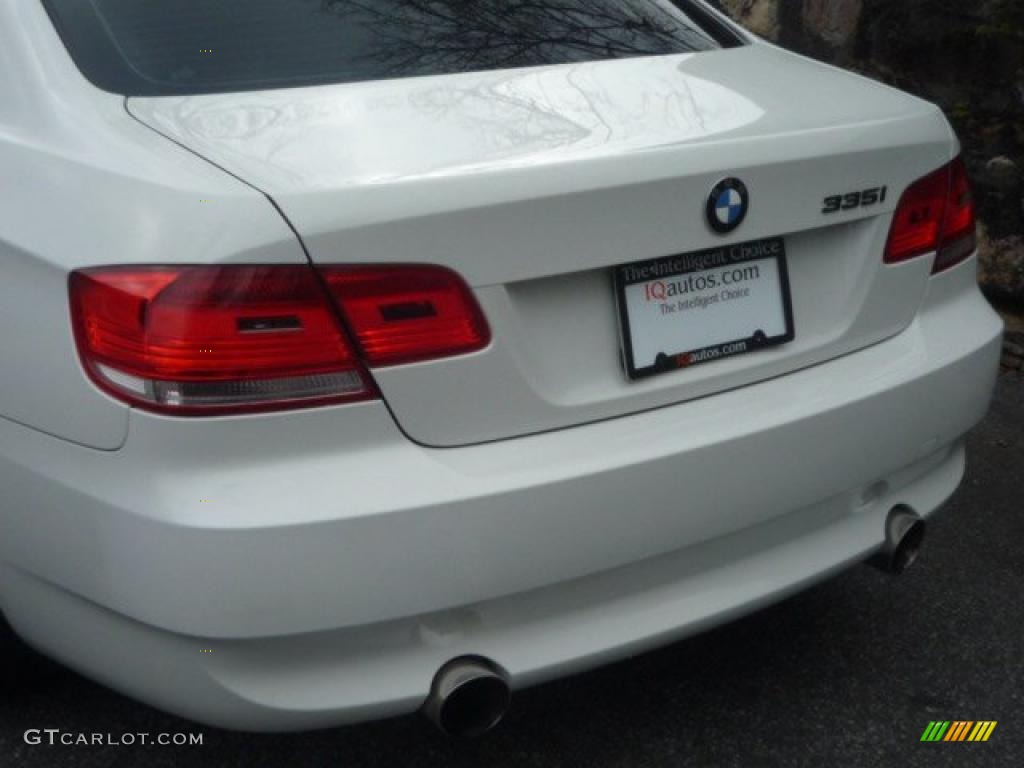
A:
129 43 954 446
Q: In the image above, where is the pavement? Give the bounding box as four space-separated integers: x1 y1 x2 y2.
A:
2 376 1021 768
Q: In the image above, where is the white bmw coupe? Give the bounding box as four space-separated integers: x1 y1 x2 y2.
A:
0 0 1003 736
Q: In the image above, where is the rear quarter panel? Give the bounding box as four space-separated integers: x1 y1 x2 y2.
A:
0 2 306 448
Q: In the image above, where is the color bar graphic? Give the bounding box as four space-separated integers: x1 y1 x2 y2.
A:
921 721 996 742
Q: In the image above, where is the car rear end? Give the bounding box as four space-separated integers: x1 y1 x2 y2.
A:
0 0 1002 732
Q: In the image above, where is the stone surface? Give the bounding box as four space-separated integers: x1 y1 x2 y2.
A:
719 0 781 40
1001 331 1024 376
1004 333 1024 359
801 0 862 48
978 229 1024 304
984 156 1019 191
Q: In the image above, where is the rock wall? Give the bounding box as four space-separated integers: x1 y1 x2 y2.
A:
714 0 1024 304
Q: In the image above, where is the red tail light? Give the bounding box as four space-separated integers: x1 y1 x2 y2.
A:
884 166 947 264
70 265 375 414
320 265 491 366
70 263 489 415
933 157 977 273
884 156 977 273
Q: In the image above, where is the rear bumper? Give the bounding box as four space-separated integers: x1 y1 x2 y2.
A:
0 262 1003 730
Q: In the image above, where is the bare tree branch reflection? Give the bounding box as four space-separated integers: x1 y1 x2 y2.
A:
318 0 716 77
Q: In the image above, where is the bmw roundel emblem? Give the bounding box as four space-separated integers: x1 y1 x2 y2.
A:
706 178 749 234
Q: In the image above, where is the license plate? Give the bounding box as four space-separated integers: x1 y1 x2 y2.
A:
614 237 794 380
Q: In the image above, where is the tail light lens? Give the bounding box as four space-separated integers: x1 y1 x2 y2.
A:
70 263 489 415
319 265 491 366
884 166 948 264
884 156 977 273
933 156 977 273
70 266 375 414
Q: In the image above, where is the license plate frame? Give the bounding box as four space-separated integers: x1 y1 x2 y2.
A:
614 237 795 380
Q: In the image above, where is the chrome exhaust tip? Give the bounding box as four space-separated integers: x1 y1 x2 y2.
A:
423 657 511 737
868 506 925 575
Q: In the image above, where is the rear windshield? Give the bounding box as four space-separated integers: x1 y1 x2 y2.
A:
43 0 742 96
